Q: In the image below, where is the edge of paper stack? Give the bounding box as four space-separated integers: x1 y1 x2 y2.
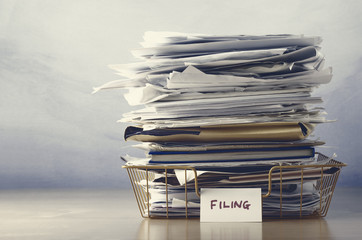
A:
95 31 341 217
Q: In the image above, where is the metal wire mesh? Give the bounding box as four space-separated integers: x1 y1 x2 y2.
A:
123 153 346 219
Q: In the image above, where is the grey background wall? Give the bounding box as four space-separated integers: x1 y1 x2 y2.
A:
1 0 361 189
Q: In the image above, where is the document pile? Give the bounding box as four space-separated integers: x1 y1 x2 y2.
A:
95 32 336 217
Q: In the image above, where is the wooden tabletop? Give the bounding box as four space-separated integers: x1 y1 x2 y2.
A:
0 187 361 239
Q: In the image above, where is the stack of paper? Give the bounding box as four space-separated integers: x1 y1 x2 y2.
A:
95 32 334 217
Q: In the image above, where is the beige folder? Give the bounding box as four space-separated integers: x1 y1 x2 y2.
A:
125 122 314 142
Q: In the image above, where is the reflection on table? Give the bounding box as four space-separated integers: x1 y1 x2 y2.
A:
137 217 331 240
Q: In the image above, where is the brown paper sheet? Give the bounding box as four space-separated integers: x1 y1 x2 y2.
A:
125 122 314 142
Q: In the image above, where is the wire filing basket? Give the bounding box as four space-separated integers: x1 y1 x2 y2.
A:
123 153 346 219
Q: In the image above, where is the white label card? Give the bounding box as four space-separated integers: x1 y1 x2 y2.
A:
200 188 262 222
